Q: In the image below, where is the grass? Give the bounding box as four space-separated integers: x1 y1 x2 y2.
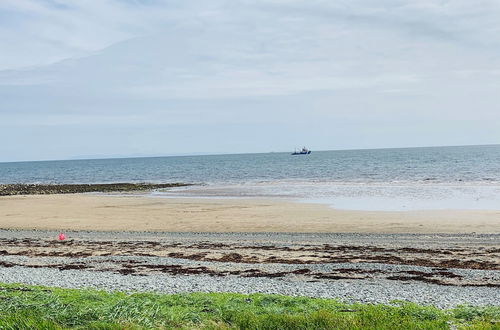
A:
0 283 498 329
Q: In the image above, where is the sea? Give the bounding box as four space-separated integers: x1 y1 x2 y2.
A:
2 144 500 211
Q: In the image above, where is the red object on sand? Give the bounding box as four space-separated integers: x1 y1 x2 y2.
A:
58 233 65 241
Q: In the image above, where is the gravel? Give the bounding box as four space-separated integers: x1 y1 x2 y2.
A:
0 230 498 309
1 263 498 309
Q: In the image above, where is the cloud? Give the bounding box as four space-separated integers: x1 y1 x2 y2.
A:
0 0 499 161
2 0 499 69
0 0 195 69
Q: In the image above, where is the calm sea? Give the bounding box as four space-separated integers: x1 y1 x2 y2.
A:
2 145 500 211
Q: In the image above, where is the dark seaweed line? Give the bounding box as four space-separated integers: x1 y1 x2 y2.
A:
1 260 498 288
0 183 192 196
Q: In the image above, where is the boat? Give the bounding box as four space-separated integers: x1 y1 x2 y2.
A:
292 147 311 155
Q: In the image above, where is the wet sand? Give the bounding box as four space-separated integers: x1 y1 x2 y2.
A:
0 194 499 233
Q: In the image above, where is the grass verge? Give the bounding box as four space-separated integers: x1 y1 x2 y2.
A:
0 283 498 329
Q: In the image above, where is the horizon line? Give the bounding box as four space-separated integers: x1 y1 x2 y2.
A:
1 143 499 164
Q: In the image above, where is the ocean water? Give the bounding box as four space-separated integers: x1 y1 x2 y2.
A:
1 145 500 211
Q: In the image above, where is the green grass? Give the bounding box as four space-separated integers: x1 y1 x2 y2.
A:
0 283 498 329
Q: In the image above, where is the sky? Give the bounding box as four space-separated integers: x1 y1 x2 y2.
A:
0 0 499 162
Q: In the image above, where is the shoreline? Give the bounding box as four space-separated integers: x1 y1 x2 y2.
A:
3 181 500 212
1 194 499 234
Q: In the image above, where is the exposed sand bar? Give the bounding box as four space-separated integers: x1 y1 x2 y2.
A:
0 194 499 233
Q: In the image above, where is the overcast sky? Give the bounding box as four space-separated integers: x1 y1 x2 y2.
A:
1 0 499 162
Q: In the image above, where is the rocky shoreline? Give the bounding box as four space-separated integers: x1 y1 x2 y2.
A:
0 183 191 196
0 230 498 308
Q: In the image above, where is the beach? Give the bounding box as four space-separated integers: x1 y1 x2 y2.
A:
1 194 499 234
0 192 499 309
0 229 498 308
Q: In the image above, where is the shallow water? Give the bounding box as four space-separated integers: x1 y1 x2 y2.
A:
2 145 500 211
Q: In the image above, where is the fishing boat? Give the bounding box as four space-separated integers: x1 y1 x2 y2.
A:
292 147 311 155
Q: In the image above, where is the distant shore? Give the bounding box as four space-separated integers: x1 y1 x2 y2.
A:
0 182 191 196
1 194 499 233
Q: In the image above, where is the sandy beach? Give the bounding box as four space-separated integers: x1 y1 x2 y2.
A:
0 194 499 233
1 193 498 308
